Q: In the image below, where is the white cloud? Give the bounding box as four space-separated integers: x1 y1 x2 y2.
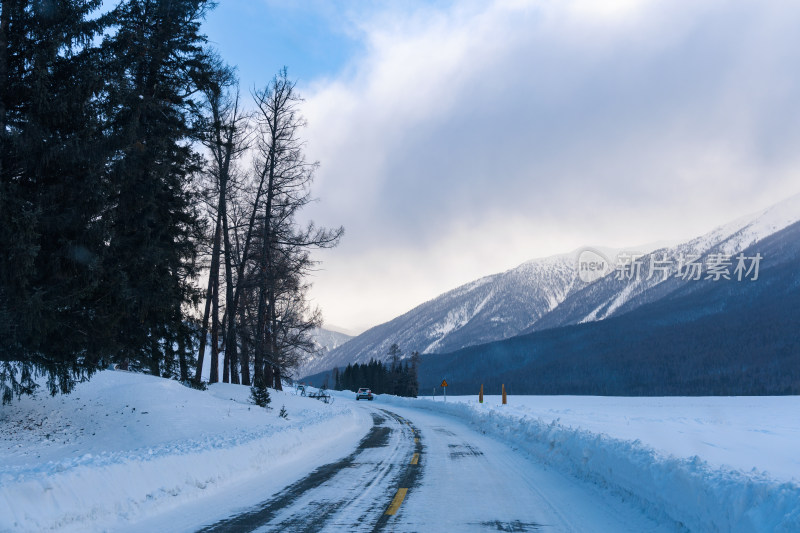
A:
299 0 800 331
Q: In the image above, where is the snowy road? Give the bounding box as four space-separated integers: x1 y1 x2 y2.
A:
6 374 795 532
195 402 675 533
197 408 421 532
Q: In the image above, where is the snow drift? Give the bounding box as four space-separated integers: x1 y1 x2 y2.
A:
0 371 369 532
376 394 800 532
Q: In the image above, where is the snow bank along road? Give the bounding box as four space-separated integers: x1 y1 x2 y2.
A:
193 401 673 533
0 372 369 533
5 375 796 532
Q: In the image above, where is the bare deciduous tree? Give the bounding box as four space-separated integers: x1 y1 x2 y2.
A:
249 68 342 389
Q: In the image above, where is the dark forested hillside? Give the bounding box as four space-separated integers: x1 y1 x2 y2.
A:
417 221 800 396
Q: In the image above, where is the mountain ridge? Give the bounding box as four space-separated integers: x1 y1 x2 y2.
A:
414 218 800 395
299 193 800 379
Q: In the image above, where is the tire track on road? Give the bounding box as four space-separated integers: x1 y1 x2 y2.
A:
371 409 424 532
196 408 422 533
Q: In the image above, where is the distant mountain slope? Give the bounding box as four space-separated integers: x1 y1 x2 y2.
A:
292 328 353 379
529 193 800 332
301 193 800 379
312 327 353 353
417 220 800 396
297 253 580 377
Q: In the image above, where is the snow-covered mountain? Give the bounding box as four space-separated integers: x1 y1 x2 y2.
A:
297 246 660 377
292 327 353 379
419 217 800 396
528 193 800 332
312 327 354 353
300 193 800 379
297 254 579 378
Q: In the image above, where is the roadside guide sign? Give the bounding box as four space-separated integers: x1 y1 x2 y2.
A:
441 379 448 402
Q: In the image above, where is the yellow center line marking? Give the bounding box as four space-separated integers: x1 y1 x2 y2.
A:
410 453 419 465
385 488 408 515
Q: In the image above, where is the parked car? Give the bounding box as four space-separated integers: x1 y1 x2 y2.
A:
356 388 373 401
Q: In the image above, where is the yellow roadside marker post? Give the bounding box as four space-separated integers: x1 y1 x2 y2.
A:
502 384 507 405
479 384 484 403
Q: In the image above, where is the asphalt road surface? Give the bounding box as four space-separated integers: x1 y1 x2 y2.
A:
194 401 675 533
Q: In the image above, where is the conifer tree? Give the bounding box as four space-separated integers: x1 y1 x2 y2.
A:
0 0 112 401
101 0 212 375
250 383 271 408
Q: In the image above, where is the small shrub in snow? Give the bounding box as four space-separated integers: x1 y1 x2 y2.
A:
279 405 288 419
182 379 207 391
250 384 271 408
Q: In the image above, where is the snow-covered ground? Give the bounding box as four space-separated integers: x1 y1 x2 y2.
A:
375 393 800 532
3 374 798 532
0 371 369 533
433 394 800 481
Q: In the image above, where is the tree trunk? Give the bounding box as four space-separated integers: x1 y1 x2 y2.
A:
219 304 228 384
222 345 230 383
221 308 229 383
240 334 251 386
263 359 274 389
254 142 277 387
194 213 222 383
238 293 251 386
209 268 220 383
227 337 239 384
177 323 188 381
221 171 239 384
268 287 282 390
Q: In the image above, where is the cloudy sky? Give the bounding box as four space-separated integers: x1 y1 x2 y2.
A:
204 0 800 334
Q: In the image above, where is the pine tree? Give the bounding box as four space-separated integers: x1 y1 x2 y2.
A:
409 351 420 398
343 363 354 391
0 0 114 401
388 344 402 395
250 383 271 408
101 0 212 375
